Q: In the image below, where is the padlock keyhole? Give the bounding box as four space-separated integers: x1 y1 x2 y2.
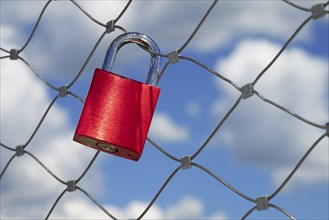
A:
96 143 118 153
79 137 118 153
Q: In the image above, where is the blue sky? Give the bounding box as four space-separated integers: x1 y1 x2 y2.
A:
1 1 328 219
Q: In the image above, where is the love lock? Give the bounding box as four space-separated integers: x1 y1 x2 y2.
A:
74 32 161 161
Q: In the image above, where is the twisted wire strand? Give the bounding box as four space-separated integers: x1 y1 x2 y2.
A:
114 25 128 33
192 162 255 203
269 132 328 200
0 144 16 179
18 56 57 90
0 47 10 59
282 0 312 12
77 186 118 220
0 55 10 59
76 150 100 183
241 206 257 220
252 16 313 86
269 203 297 220
67 31 107 88
25 150 66 185
70 0 106 27
283 0 329 13
19 56 58 90
179 55 241 91
0 95 59 179
0 47 9 53
19 0 54 53
156 60 170 85
0 154 16 179
45 189 68 220
44 151 101 218
114 0 133 24
44 150 101 219
241 204 296 220
136 166 181 220
147 137 180 162
70 0 132 28
254 90 326 129
24 95 59 148
178 0 218 53
192 96 242 160
68 91 85 104
0 143 14 152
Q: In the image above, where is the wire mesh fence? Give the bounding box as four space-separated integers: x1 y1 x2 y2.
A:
1 0 328 219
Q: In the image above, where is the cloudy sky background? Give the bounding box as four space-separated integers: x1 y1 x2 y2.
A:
1 0 328 219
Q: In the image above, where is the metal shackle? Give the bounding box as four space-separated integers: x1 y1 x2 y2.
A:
102 32 161 85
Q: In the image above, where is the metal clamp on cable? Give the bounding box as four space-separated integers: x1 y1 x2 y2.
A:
10 49 19 60
15 145 25 157
256 195 269 211
106 20 115 33
58 85 69 98
168 50 180 64
181 155 192 170
67 180 76 192
241 83 254 99
311 3 327 20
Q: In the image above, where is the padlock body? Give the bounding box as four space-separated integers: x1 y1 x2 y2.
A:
73 68 160 161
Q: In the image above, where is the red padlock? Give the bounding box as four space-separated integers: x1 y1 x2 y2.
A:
73 32 161 161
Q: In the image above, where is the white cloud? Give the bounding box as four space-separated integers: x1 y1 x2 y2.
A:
0 53 198 220
50 195 225 220
1 0 326 81
149 113 190 142
1 1 328 219
54 197 111 219
212 39 328 187
49 197 164 219
0 49 104 219
109 200 164 219
166 196 203 219
122 1 322 52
